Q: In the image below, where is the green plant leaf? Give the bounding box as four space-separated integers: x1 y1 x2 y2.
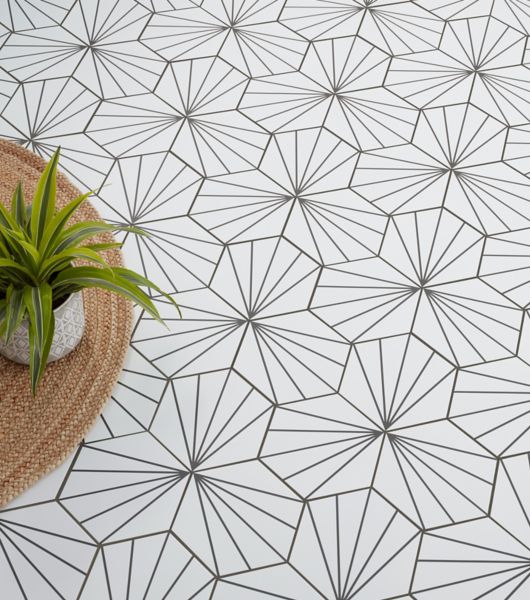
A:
39 190 92 258
30 148 60 247
16 238 40 264
53 266 163 322
1 224 25 242
53 221 120 254
52 221 146 256
23 283 54 395
0 298 7 339
0 258 34 283
10 182 26 228
119 224 150 237
0 235 11 258
25 204 32 233
83 242 123 251
2 286 26 343
0 198 23 233
0 298 6 327
113 266 181 317
1 230 40 274
39 246 113 280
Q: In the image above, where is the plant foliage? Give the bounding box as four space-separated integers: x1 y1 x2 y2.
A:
0 148 179 394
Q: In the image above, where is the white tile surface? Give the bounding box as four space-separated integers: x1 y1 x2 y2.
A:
1 0 530 598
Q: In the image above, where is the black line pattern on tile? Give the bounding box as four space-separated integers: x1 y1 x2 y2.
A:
1 0 530 598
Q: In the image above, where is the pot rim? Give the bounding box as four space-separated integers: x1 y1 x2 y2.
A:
53 290 82 313
0 291 83 328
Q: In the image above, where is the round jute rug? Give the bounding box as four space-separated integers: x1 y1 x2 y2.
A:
0 140 133 507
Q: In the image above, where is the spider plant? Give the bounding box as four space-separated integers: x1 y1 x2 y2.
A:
0 148 178 394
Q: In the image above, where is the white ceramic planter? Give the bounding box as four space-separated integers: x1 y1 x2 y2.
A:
0 291 85 364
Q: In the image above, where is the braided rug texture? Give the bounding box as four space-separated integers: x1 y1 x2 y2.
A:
0 139 132 506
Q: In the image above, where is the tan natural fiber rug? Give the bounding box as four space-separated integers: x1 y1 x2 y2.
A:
0 139 133 507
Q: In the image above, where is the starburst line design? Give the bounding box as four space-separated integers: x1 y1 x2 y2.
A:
1 0 530 598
